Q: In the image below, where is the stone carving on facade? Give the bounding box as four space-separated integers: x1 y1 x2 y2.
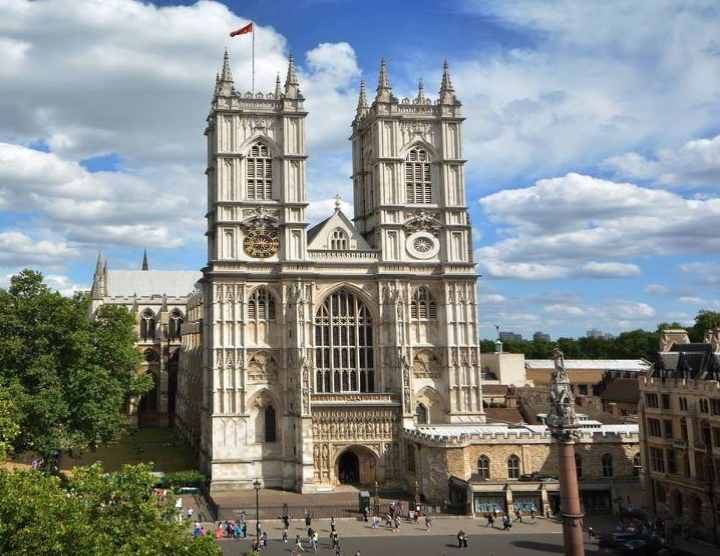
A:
413 349 441 378
659 329 691 352
239 206 281 231
246 351 278 383
311 407 398 442
399 121 437 147
547 348 580 440
399 348 412 414
301 357 311 416
403 211 442 237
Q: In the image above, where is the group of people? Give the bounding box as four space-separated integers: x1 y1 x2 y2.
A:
484 506 537 530
191 519 249 540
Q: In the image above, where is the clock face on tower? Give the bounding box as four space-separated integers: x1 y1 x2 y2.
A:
243 227 280 258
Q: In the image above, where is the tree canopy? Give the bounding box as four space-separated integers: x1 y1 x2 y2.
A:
483 310 720 361
0 270 151 460
0 463 221 556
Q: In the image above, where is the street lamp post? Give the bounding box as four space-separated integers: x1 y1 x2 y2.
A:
547 348 585 556
253 479 262 542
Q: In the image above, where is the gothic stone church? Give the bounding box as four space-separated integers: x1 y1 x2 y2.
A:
90 51 484 498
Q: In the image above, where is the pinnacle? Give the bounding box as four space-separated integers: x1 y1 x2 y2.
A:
377 57 391 91
285 53 299 86
416 78 426 103
357 79 368 110
274 73 282 97
220 48 233 82
440 58 454 93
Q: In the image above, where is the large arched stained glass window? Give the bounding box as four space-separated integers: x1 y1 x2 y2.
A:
314 289 374 393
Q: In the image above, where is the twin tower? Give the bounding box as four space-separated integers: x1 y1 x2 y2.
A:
176 50 483 495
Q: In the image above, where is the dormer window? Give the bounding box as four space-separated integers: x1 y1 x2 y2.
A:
246 141 272 200
330 228 349 250
405 147 432 204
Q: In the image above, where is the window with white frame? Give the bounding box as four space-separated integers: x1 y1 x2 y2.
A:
405 147 432 204
246 141 273 200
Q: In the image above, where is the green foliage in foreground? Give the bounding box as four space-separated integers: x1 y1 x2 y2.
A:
482 310 720 361
160 469 208 488
0 463 221 556
0 269 152 461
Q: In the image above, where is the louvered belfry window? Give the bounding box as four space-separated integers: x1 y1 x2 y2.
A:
248 288 276 321
405 147 432 204
410 287 437 320
246 141 273 200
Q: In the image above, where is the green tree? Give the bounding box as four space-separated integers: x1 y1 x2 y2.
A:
0 386 20 459
691 310 720 342
0 269 149 462
0 463 221 556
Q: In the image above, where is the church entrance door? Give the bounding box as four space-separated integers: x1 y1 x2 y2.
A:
338 451 360 484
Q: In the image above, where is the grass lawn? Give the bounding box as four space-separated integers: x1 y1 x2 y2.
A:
59 427 198 473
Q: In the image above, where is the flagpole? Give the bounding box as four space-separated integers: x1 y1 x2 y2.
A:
252 22 255 94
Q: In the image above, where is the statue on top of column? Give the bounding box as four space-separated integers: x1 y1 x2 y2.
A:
547 347 577 433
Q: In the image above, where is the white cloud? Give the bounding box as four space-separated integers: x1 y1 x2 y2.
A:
436 1 720 186
603 134 720 188
679 262 720 286
581 261 641 278
645 284 669 295
544 304 586 316
43 274 88 297
479 293 507 304
0 231 79 267
477 173 720 279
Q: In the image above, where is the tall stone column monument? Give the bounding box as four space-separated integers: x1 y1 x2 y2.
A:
547 347 585 556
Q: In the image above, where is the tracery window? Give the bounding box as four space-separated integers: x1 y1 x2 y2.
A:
507 454 520 479
477 456 490 480
330 228 349 250
264 405 277 443
415 403 428 424
168 309 184 340
602 453 614 477
410 287 437 320
246 141 273 200
314 289 374 393
405 147 432 204
248 288 276 321
140 309 156 341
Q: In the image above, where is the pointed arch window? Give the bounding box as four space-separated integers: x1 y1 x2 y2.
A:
314 289 374 393
246 141 273 200
140 309 156 341
602 453 614 478
168 309 184 340
405 147 432 204
410 287 437 320
248 288 276 321
264 405 277 442
330 228 349 250
478 456 490 480
415 403 428 424
507 454 521 479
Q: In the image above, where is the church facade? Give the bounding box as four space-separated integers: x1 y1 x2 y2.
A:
173 51 484 495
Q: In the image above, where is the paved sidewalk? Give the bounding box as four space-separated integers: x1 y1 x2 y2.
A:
195 515 563 538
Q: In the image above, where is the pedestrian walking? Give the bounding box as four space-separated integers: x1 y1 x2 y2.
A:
515 507 522 523
457 530 468 549
425 514 432 530
530 507 536 522
486 512 495 528
330 516 336 532
307 526 315 544
311 531 318 553
305 510 312 529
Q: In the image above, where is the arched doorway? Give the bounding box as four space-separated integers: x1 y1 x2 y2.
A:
338 451 360 484
335 446 378 486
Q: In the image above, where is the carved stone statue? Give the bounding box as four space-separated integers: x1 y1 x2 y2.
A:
704 328 720 353
546 347 577 433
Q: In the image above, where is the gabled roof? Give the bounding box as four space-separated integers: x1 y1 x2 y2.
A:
106 270 202 298
654 343 720 380
306 209 372 251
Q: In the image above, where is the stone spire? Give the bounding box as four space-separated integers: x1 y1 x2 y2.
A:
217 48 234 96
415 78 426 104
142 249 149 271
274 73 282 98
375 58 394 102
284 53 301 99
91 251 105 299
439 59 457 105
356 79 369 114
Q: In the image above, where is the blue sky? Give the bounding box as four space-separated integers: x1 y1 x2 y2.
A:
1 0 719 338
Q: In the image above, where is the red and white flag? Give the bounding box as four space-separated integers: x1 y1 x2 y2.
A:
230 22 253 37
